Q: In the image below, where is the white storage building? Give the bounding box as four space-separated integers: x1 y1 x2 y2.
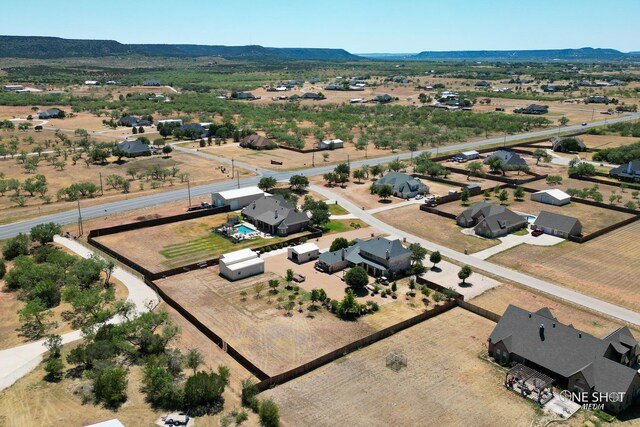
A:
219 249 264 281
531 189 571 206
287 242 320 264
318 138 344 150
459 150 479 161
212 186 265 210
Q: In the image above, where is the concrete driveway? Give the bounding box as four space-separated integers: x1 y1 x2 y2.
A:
471 231 564 260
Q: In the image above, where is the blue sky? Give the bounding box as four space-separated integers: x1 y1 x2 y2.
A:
3 0 639 52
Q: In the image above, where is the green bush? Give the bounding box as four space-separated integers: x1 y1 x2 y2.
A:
259 399 280 427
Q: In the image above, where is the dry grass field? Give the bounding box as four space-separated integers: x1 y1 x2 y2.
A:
470 283 640 339
0 148 253 225
487 220 640 312
261 308 540 427
527 176 639 209
94 213 306 272
375 204 500 254
437 187 633 234
155 268 423 376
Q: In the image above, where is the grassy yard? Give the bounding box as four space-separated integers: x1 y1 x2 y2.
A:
160 233 283 261
328 203 349 215
324 219 368 234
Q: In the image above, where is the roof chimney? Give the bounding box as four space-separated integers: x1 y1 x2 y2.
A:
252 201 256 209
274 210 278 219
539 324 545 341
385 249 390 260
341 248 345 261
579 333 582 338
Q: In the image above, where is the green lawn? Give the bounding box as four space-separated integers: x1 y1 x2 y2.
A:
328 203 349 215
325 219 368 235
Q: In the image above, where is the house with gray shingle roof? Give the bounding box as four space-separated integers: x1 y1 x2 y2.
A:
610 161 640 183
373 172 429 199
489 305 640 414
315 236 411 277
457 201 527 238
114 139 150 157
241 195 309 236
483 150 527 167
534 211 582 238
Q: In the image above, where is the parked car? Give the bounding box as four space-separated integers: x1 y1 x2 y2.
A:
424 195 436 203
415 194 423 200
531 229 544 237
293 274 306 283
581 122 588 126
376 276 389 285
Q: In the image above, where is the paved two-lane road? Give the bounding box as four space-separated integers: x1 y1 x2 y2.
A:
1 113 637 240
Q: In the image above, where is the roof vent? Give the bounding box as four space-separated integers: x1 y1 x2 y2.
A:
552 323 556 328
528 313 531 318
385 249 390 260
579 333 582 338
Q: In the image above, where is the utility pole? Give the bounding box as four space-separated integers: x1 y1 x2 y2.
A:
231 158 235 178
312 145 315 167
347 154 350 168
187 179 192 208
236 171 240 189
365 143 368 159
77 199 83 237
99 172 103 195
591 109 595 121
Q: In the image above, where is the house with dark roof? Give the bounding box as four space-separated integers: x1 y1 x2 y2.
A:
475 80 490 87
374 94 393 103
483 150 527 167
610 161 640 182
315 236 411 277
118 116 140 127
585 96 610 104
143 80 161 86
514 104 548 115
373 172 429 199
37 108 63 119
241 195 309 236
114 139 151 157
457 202 527 238
178 123 208 138
489 305 640 414
301 92 322 100
533 211 582 238
240 135 276 150
234 92 256 100
551 136 586 153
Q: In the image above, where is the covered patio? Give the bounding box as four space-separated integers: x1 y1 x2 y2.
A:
505 364 555 406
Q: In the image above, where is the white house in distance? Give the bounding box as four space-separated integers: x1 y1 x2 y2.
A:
212 186 266 210
458 150 479 161
219 249 264 281
531 189 571 206
157 118 184 126
318 138 344 150
287 242 320 264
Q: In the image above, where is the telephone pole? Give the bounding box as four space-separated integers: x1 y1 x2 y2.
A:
231 158 235 177
236 171 240 189
99 172 103 195
77 199 83 237
187 179 192 207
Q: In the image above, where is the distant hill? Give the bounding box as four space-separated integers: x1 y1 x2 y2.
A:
410 48 632 61
0 35 360 60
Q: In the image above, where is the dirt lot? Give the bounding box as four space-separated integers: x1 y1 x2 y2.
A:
437 187 633 235
487 220 640 312
0 148 253 225
261 307 540 427
154 268 423 376
94 212 310 273
527 176 640 209
375 204 500 254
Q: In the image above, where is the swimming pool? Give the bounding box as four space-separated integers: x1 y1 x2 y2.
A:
526 215 537 223
235 225 255 235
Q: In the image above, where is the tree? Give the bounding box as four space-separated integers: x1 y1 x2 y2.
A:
532 148 549 165
352 168 366 183
322 152 329 162
285 269 294 288
94 367 128 408
112 148 127 161
185 348 204 375
253 282 265 298
69 257 103 288
289 174 309 192
0 259 5 279
559 116 569 126
258 176 277 192
45 334 63 358
334 162 350 176
430 250 442 269
268 279 279 295
344 266 368 289
18 298 55 339
569 162 596 177
460 187 470 205
330 237 350 252
44 357 64 382
487 157 506 176
546 175 563 185
3 233 31 260
499 190 509 204
376 184 394 201
483 189 491 200
465 161 484 180
162 145 173 156
30 222 62 245
370 164 384 178
514 187 525 201
259 399 280 427
337 289 360 319
142 365 178 408
408 242 427 265
458 265 472 285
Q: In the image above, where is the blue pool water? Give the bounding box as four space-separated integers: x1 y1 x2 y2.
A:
236 225 255 235
527 215 537 222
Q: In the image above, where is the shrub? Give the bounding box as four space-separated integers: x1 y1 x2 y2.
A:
44 357 64 382
93 367 128 408
259 399 280 427
3 233 31 260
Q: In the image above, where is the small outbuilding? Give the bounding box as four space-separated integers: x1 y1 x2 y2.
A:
531 189 571 206
458 150 479 161
212 186 265 210
287 243 320 264
533 211 582 238
318 138 344 150
219 249 264 281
